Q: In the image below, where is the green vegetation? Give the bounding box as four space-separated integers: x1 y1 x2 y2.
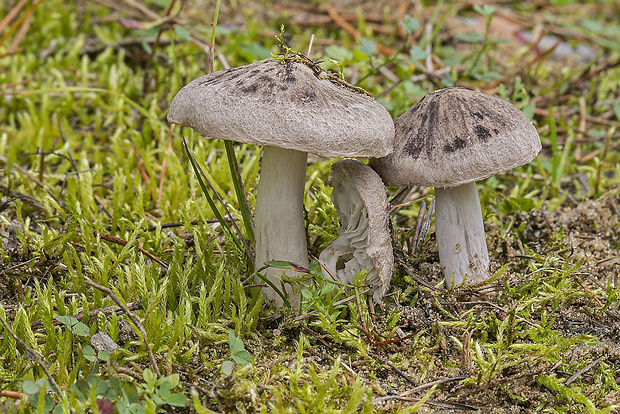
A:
1 0 619 412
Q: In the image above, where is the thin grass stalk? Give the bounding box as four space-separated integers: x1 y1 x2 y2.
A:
182 138 243 253
209 0 255 245
209 0 221 73
224 140 255 243
254 270 291 309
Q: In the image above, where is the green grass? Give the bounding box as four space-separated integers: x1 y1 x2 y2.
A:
1 0 620 412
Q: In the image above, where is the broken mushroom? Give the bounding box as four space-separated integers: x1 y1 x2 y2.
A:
168 58 394 307
370 88 541 287
319 160 394 301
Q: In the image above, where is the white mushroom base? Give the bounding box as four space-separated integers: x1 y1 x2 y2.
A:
435 183 490 287
254 146 309 308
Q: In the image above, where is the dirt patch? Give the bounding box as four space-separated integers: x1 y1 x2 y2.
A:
517 190 620 286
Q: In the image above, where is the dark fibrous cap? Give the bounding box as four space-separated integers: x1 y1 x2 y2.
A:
370 88 541 187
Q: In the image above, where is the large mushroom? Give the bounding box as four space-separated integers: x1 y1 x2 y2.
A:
370 88 541 287
319 160 393 302
168 58 394 307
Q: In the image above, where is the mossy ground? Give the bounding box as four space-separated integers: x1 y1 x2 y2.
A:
1 0 619 412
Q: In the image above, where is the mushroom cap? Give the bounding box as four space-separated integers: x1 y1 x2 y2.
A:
321 159 393 301
168 59 395 158
369 88 542 188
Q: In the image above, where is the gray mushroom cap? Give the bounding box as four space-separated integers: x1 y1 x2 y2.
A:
168 58 395 158
369 88 541 188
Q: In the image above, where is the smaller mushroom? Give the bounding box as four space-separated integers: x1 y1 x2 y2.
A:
319 160 393 301
370 88 541 287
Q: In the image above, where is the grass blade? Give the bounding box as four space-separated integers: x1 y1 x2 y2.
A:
182 137 248 257
205 0 255 244
224 140 255 242
254 270 291 309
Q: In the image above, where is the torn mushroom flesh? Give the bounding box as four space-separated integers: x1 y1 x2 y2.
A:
319 160 393 301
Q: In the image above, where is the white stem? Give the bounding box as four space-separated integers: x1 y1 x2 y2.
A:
435 183 490 287
255 146 309 307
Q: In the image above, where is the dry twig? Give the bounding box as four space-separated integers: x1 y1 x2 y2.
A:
0 312 63 396
96 231 168 269
84 279 161 376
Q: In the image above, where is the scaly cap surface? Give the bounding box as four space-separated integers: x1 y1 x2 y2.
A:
370 88 541 187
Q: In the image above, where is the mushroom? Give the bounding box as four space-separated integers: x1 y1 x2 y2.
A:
319 159 393 302
370 88 541 287
168 58 394 307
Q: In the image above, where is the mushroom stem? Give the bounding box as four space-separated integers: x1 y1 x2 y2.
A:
255 145 309 307
435 182 490 287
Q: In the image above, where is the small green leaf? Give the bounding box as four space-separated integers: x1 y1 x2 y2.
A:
228 331 252 366
55 315 72 326
319 283 334 297
229 331 244 354
522 102 536 120
265 260 311 273
153 393 166 406
143 368 156 386
232 349 252 367
166 393 188 407
52 404 65 414
473 4 495 16
73 322 90 337
325 45 353 62
128 403 146 414
456 32 484 43
55 315 89 336
83 345 96 362
409 45 427 61
158 381 172 399
309 260 322 275
94 378 109 395
173 25 192 42
98 350 110 361
166 374 180 389
22 380 40 394
400 15 419 34
357 38 377 56
221 360 234 376
613 101 620 121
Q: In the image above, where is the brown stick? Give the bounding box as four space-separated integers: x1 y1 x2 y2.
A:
565 356 603 386
0 390 23 399
0 313 63 396
574 96 587 162
324 3 397 56
299 322 331 348
96 232 168 269
0 155 64 207
8 1 34 53
84 279 161 376
534 107 620 128
0 0 29 34
372 353 418 386
29 302 142 330
400 375 469 397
